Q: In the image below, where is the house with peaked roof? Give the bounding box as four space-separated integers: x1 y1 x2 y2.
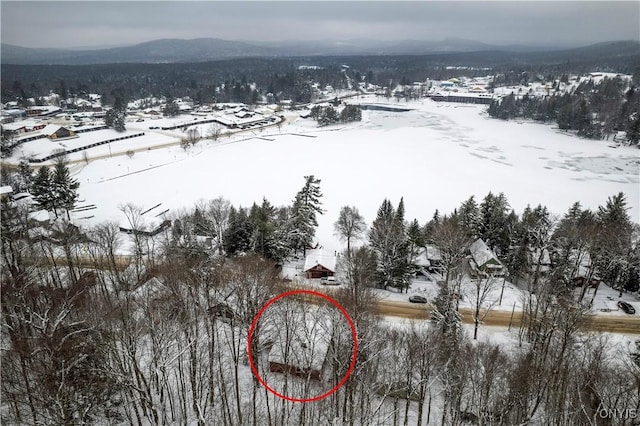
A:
265 304 333 382
303 249 337 279
25 106 61 117
569 251 601 289
530 248 552 275
41 124 77 140
469 238 505 277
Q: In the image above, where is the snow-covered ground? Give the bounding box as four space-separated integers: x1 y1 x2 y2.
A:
13 95 638 272
13 128 178 162
283 257 640 318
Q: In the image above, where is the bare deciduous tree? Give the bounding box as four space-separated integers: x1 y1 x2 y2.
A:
207 124 222 141
334 205 366 258
469 274 500 340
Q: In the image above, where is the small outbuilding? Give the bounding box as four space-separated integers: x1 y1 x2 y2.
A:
303 249 337 279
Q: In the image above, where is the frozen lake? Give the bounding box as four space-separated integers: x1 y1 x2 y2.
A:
73 97 640 253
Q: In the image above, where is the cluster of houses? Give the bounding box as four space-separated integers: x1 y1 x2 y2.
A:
1 96 109 154
427 77 496 105
145 105 281 131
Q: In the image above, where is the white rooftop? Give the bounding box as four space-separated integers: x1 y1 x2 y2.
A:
469 238 502 269
28 209 50 223
303 249 337 273
266 304 332 373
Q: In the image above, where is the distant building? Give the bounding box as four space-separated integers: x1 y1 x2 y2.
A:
530 248 552 275
25 106 62 117
569 251 600 289
41 124 77 140
430 92 494 105
1 120 46 135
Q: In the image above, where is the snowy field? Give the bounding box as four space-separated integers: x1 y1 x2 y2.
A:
68 96 639 256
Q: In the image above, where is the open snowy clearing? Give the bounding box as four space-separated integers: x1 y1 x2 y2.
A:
69 96 639 254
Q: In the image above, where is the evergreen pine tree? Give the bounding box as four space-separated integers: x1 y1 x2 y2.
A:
369 198 411 292
458 196 481 238
318 106 339 126
31 166 55 214
407 218 425 264
163 99 180 117
250 199 276 258
224 207 254 255
52 158 79 220
16 159 33 193
625 112 640 145
594 193 635 293
290 175 323 255
551 202 597 291
104 109 114 128
431 279 463 341
557 104 573 130
479 192 511 254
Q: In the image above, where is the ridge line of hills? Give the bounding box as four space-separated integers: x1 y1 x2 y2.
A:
2 38 639 65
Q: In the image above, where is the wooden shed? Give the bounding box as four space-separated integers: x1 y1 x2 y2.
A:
303 249 337 279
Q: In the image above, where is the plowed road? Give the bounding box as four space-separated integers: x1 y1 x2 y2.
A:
38 257 640 335
376 299 640 335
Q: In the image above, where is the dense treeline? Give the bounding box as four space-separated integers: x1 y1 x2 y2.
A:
488 72 640 143
3 41 639 105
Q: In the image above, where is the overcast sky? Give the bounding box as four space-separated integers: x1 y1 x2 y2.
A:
2 1 638 49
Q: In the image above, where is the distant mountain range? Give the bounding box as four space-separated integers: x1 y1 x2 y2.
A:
2 38 639 65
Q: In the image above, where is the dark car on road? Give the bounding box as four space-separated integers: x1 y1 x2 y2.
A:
409 295 428 304
618 301 636 314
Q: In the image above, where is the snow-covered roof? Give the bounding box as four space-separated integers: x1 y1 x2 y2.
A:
1 109 25 116
27 105 61 115
425 244 442 261
10 193 35 208
130 277 164 300
28 209 50 223
303 249 337 273
0 185 13 195
433 91 494 99
40 124 66 136
469 238 502 269
413 247 431 267
531 248 551 266
2 122 27 131
266 305 332 373
569 250 597 278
